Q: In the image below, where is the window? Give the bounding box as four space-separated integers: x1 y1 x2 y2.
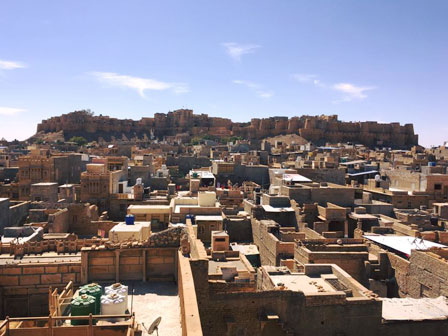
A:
435 184 442 190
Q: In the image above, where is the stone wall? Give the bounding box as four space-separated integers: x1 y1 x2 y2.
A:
296 168 346 185
0 198 9 234
9 201 30 227
48 208 69 233
82 246 178 283
0 261 81 317
195 289 382 336
223 216 252 242
251 219 295 266
295 244 369 284
394 249 448 298
178 251 203 336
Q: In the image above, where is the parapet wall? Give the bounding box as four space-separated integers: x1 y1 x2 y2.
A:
0 261 81 317
178 251 203 336
82 246 177 283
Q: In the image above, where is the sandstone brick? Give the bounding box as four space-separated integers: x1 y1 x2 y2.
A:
23 266 45 274
89 265 114 275
45 266 59 273
76 273 82 283
120 256 140 265
164 257 175 264
62 273 77 284
4 287 28 295
41 273 62 285
148 256 164 264
20 275 41 286
2 267 22 275
90 257 114 266
0 275 19 286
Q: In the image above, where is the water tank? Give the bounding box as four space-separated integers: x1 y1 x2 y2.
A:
79 283 102 314
101 293 127 321
125 214 135 225
428 162 436 167
70 294 96 325
105 283 128 307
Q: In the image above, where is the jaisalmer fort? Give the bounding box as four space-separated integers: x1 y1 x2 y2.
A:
1 1 447 335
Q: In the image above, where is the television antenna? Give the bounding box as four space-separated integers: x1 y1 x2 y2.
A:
143 316 162 336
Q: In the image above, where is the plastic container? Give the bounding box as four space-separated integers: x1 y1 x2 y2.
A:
70 294 96 325
125 214 135 225
79 283 102 314
101 293 127 321
105 283 128 307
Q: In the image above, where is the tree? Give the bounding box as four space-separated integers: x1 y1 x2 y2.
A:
69 136 88 146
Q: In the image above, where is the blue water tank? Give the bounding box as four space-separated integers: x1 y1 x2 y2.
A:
125 214 135 225
428 162 436 167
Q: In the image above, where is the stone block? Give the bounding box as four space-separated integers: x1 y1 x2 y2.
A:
23 266 45 274
148 256 164 264
2 267 22 275
120 256 140 265
45 266 59 273
0 276 19 286
90 257 114 266
41 273 62 285
62 273 77 284
20 275 41 286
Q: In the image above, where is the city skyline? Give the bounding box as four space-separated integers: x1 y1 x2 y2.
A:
1 0 447 146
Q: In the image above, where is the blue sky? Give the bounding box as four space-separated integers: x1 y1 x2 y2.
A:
0 0 447 146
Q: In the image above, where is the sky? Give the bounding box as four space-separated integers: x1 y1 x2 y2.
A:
0 1 447 147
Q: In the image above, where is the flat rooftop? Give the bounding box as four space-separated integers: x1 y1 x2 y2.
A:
382 297 448 321
230 243 259 256
208 259 249 274
129 281 181 336
195 215 223 222
364 235 446 255
269 274 336 293
261 205 294 212
31 182 58 186
128 205 171 210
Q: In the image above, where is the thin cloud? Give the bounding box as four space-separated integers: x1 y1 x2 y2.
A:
89 72 189 97
222 42 260 61
0 59 27 70
292 73 375 102
332 83 376 102
292 73 326 88
0 107 26 115
233 80 273 99
291 73 317 83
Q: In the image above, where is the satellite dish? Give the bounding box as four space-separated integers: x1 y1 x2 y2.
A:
143 316 162 336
